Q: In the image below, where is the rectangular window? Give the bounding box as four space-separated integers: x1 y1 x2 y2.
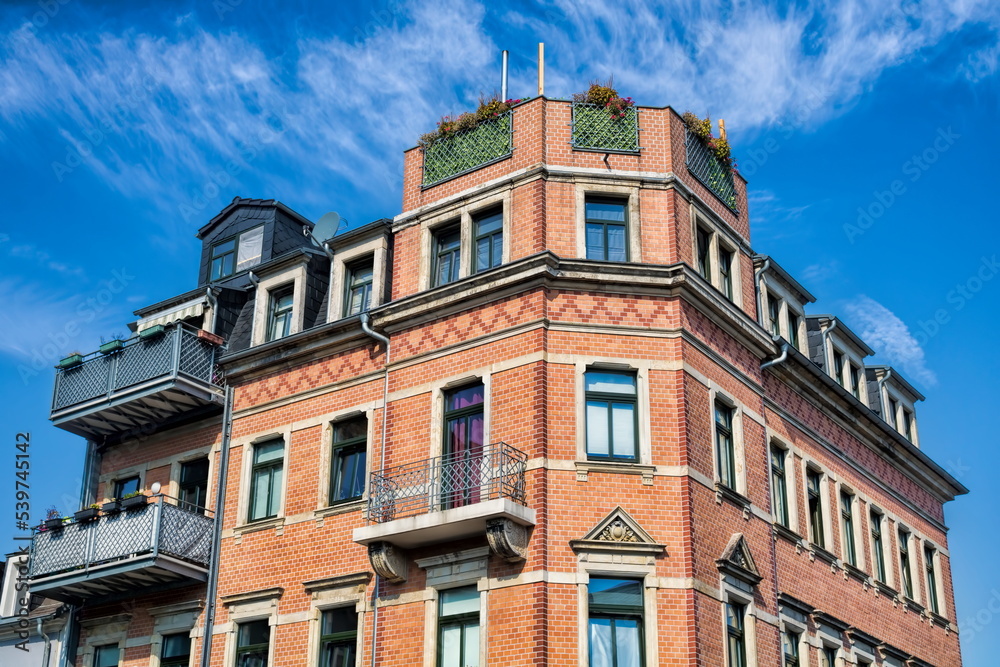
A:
715 401 736 489
330 417 367 505
248 440 284 522
94 644 119 667
767 293 781 338
343 260 374 317
725 603 746 667
585 199 628 262
179 458 210 513
160 633 191 667
899 528 913 598
267 286 294 341
113 476 140 500
589 578 643 667
787 310 801 350
696 227 712 280
820 647 837 667
585 371 638 462
770 445 789 527
211 226 264 281
433 225 462 287
849 364 861 400
439 587 480 667
870 509 886 583
781 631 799 667
319 607 358 667
719 247 734 300
236 619 270 667
925 546 940 614
443 384 485 509
902 409 915 442
807 469 825 548
832 350 845 386
887 397 899 429
840 491 857 567
473 208 503 273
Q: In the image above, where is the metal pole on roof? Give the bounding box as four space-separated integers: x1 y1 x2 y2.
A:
501 50 509 101
537 43 545 96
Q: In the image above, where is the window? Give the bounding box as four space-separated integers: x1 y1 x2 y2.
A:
781 631 800 667
473 208 503 273
443 384 485 509
343 260 374 317
887 397 899 429
806 469 825 548
113 476 139 500
899 528 913 598
840 491 857 567
719 247 734 299
902 409 915 443
211 226 263 281
696 227 712 280
820 646 837 667
330 417 367 505
725 603 746 667
248 440 283 522
236 620 270 667
787 310 801 350
179 458 210 513
832 350 845 387
585 198 628 262
438 587 480 667
589 578 643 667
160 633 191 667
715 401 736 489
94 644 119 667
267 286 294 341
767 293 781 338
433 225 462 286
870 509 887 583
925 546 940 614
848 364 861 400
770 445 789 527
319 607 357 667
585 371 638 462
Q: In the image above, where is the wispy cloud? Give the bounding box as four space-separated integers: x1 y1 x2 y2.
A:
843 294 937 387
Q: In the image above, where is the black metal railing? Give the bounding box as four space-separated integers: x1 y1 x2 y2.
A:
422 110 514 187
366 442 527 523
685 129 738 212
51 323 221 412
571 102 640 153
28 496 213 580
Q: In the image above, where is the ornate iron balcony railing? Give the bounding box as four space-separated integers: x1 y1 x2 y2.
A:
571 102 640 153
421 110 513 187
28 496 213 582
366 441 527 523
685 129 738 212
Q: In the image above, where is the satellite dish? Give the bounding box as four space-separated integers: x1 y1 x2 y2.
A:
312 212 346 243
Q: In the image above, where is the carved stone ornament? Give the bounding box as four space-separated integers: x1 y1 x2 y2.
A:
598 517 641 543
570 506 666 556
486 518 529 562
367 541 407 583
716 533 763 585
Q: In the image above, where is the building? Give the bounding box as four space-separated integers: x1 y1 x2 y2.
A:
0 553 72 666
28 95 966 666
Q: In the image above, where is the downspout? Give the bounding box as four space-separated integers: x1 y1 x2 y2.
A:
820 318 839 375
753 258 770 324
761 339 790 371
359 311 390 667
199 384 234 667
38 617 52 666
877 368 894 422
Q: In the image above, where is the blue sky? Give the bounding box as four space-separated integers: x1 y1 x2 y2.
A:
1 0 998 661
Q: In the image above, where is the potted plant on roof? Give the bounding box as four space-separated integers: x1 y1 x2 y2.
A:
99 334 126 355
139 324 166 339
102 498 121 513
57 352 84 369
571 78 638 152
43 507 65 531
120 490 148 510
74 503 101 523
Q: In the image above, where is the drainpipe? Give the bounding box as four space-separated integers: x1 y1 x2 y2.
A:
199 384 234 667
761 340 791 371
248 271 260 287
60 605 78 667
359 311 390 667
38 617 52 666
753 257 770 325
820 318 839 376
877 368 894 422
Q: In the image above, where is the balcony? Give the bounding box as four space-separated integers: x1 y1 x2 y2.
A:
422 109 513 187
28 496 213 603
353 442 534 552
51 323 225 439
685 129 738 212
571 102 640 153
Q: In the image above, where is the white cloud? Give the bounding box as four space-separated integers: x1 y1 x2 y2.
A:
843 294 936 387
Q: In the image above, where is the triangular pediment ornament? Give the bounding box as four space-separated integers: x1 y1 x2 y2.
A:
716 533 762 585
570 507 665 556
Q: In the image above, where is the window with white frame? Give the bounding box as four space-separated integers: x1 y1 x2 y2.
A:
781 630 800 667
806 468 826 549
786 309 802 351
329 417 367 505
898 527 914 599
818 645 838 667
767 293 781 338
696 226 712 281
343 259 374 317
694 218 741 304
715 400 737 490
585 370 638 462
840 490 858 567
870 508 888 584
248 440 284 522
725 602 748 667
831 349 846 388
924 544 941 614
770 443 790 528
266 285 294 341
588 578 644 667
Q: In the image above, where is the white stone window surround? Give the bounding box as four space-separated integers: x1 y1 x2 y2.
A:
922 540 947 617
576 563 660 667
576 182 643 263
303 574 370 667
691 204 744 308
315 407 377 511
79 614 130 667
777 607 808 667
167 447 215 510
825 333 868 401
895 521 922 603
222 592 280 667
416 547 490 667
574 359 653 466
418 190 511 292
148 600 203 667
720 577 758 667
867 503 896 591
250 262 308 346
835 481 866 572
233 427 293 528
708 388 749 498
766 433 801 536
801 460 834 552
328 236 389 321
99 465 145 502
428 372 492 460
880 383 919 446
758 277 803 349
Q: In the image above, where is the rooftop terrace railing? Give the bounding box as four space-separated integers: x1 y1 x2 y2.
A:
571 102 640 153
421 109 513 187
685 129 738 212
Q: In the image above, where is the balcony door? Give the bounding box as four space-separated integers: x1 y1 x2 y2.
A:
442 383 484 509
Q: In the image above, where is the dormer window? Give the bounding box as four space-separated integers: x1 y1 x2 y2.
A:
267 285 294 341
344 260 374 317
787 310 801 350
848 363 862 399
767 293 781 337
902 408 915 442
832 349 845 387
210 226 263 281
696 227 712 280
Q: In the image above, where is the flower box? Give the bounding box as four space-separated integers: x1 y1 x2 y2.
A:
121 494 147 510
44 518 64 530
57 354 84 369
99 340 125 355
101 500 121 513
74 508 100 522
197 330 224 346
139 324 165 339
